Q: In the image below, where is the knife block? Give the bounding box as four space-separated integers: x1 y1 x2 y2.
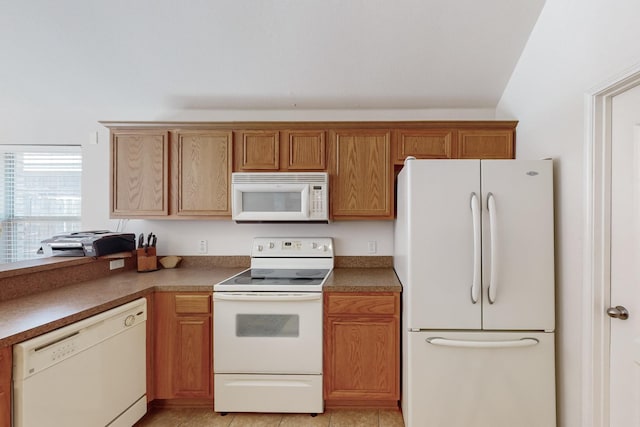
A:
136 247 158 272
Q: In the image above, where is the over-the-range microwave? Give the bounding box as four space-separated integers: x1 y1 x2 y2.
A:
231 172 329 222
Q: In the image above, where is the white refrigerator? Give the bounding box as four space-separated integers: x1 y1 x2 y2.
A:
394 159 556 427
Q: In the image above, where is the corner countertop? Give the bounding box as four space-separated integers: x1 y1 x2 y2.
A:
0 266 401 348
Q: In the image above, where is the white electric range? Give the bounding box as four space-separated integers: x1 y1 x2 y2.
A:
213 237 333 415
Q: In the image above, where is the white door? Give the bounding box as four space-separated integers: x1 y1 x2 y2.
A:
480 160 555 331
397 159 481 330
609 86 640 426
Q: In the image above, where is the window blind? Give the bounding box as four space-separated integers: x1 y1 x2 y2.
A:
0 145 82 264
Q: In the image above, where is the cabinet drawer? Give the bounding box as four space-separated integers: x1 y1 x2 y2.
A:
326 294 397 315
175 294 211 314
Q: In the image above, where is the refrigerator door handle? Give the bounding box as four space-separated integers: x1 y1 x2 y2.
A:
470 193 481 304
426 337 539 348
487 192 498 304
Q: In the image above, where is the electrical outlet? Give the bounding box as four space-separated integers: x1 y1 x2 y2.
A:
198 239 208 254
109 259 125 270
367 240 377 254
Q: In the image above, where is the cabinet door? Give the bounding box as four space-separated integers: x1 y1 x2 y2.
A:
235 130 280 170
457 129 514 159
111 130 169 216
324 316 398 401
394 129 455 162
329 130 393 219
324 292 400 405
283 130 326 170
172 130 232 216
0 346 10 427
173 317 211 397
154 293 212 400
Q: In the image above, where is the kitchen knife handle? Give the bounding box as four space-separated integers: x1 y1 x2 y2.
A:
487 193 498 304
470 193 481 304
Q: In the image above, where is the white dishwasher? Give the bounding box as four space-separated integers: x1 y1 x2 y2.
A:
12 298 147 427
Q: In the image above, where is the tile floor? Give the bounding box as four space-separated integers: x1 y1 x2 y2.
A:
134 407 405 427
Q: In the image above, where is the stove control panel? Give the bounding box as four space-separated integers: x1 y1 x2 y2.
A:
252 237 334 257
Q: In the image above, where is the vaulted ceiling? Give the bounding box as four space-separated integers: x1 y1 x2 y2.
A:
0 0 545 111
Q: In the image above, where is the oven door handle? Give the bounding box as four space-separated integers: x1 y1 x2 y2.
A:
213 292 322 302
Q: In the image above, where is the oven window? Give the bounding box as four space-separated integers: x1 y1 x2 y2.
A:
242 192 301 212
236 314 300 337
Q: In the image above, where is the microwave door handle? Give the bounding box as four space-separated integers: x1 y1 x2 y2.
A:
301 185 310 218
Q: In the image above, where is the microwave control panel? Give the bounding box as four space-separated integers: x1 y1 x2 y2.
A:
310 185 326 218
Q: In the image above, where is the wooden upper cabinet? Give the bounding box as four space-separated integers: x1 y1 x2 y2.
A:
171 130 232 216
111 130 169 217
234 129 327 171
329 129 393 219
457 129 514 159
394 129 455 162
105 121 515 220
283 130 326 170
235 130 280 170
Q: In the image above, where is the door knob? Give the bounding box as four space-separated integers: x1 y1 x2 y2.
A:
607 305 630 320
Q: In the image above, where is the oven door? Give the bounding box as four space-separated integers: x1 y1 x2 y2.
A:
213 292 322 374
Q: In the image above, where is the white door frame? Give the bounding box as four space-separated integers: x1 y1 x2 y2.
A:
583 63 640 427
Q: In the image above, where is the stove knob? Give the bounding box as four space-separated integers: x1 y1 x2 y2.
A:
269 242 275 249
311 242 318 249
320 244 327 252
257 245 263 252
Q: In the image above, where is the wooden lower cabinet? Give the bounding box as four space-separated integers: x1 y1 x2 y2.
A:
323 292 400 407
0 346 11 427
154 292 213 402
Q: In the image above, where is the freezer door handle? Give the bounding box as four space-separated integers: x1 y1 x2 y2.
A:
470 193 481 304
487 192 498 304
426 337 539 348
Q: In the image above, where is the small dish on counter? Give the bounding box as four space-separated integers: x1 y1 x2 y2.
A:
159 256 182 269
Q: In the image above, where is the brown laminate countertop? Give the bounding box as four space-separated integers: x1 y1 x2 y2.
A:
0 266 401 348
0 267 243 348
324 268 402 292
